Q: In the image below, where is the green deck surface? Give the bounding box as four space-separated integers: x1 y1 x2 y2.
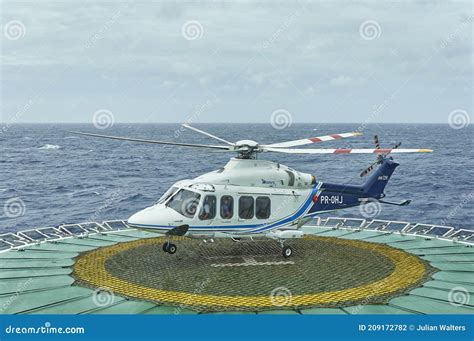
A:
308 229 354 237
410 287 474 307
112 230 162 239
0 259 74 269
389 239 455 249
301 226 333 234
0 268 72 279
0 250 79 259
92 301 160 314
363 234 417 244
343 305 414 314
1 226 473 315
407 246 474 256
27 295 126 314
300 308 347 314
432 271 474 284
429 262 474 272
338 231 385 240
56 238 117 247
87 234 140 243
257 310 300 315
24 243 97 253
204 311 257 315
0 276 74 295
423 280 474 293
423 254 474 262
390 295 474 314
0 287 92 314
142 305 197 314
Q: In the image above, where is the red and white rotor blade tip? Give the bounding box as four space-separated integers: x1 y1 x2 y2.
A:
263 132 362 148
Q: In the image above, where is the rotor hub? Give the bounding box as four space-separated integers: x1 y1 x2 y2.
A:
235 140 259 148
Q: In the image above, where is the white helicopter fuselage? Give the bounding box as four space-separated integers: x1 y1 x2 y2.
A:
127 158 319 238
74 124 429 256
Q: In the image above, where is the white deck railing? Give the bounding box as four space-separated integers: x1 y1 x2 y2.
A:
0 217 472 252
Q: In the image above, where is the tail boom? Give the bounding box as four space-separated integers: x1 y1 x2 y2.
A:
307 157 400 214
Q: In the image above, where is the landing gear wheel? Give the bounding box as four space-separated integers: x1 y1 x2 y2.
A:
162 242 170 252
282 246 293 258
167 243 177 254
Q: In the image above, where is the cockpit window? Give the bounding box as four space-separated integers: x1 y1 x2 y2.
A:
157 186 179 204
166 189 201 218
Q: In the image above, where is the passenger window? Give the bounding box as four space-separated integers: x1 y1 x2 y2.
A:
238 196 254 219
199 195 216 220
256 196 271 219
220 196 234 219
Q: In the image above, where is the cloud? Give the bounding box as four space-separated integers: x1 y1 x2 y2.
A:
330 75 353 87
0 1 472 123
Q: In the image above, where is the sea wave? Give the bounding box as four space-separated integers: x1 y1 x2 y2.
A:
39 144 61 150
1 123 472 232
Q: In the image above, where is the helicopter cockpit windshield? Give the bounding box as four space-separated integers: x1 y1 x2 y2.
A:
156 186 179 205
165 188 201 218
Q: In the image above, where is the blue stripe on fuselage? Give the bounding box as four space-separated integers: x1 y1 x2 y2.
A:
127 185 320 234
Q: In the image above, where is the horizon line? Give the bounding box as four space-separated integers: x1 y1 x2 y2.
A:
0 121 455 125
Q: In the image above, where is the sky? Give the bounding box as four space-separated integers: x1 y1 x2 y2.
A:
0 0 472 124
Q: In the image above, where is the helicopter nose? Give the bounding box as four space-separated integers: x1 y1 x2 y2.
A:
127 207 153 227
127 212 142 227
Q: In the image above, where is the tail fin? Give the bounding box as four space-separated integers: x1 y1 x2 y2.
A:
362 157 399 198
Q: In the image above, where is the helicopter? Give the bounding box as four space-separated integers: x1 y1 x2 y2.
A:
73 125 432 258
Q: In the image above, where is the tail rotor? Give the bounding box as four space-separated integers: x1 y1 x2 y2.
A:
360 136 402 177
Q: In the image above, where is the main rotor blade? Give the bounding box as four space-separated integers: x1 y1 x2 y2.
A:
70 131 231 150
263 147 433 154
263 132 362 148
182 124 235 146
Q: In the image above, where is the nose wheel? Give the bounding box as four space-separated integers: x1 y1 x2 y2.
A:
163 241 177 254
282 245 293 258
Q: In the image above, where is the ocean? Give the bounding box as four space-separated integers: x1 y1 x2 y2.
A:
1 123 472 233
